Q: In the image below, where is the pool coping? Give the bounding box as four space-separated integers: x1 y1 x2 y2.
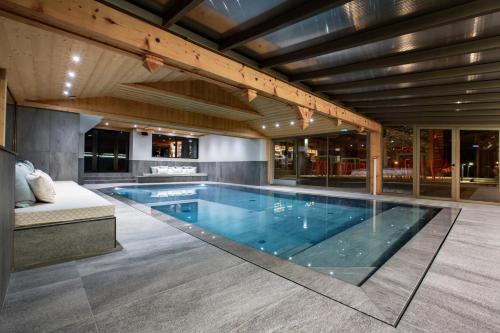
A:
99 182 461 327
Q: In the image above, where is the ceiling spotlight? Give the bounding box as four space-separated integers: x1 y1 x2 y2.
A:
133 124 138 128
456 101 462 104
65 82 72 88
71 55 81 63
275 123 280 128
68 71 76 78
63 90 69 96
189 132 193 135
158 127 161 131
262 125 266 130
105 122 109 126
290 121 295 125
309 118 314 123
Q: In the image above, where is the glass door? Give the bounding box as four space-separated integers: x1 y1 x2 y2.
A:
298 137 327 186
418 129 454 198
459 130 500 203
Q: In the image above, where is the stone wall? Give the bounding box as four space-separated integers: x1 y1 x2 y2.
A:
16 107 79 181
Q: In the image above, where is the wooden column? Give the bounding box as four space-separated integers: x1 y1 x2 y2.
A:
369 130 383 194
0 68 6 147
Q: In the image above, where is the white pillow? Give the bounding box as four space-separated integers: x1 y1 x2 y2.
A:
26 170 56 203
151 166 160 174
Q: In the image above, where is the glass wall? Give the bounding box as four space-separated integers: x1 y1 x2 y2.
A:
273 139 296 180
383 126 414 194
298 137 327 186
459 130 499 203
152 134 199 159
273 132 368 190
419 129 453 198
328 133 367 189
84 129 129 172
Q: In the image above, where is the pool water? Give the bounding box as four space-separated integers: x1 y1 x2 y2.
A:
112 184 440 285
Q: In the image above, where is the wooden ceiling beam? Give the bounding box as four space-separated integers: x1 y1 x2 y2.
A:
22 96 263 138
314 61 500 92
294 105 314 130
290 35 500 82
260 0 500 68
142 54 164 73
359 102 500 114
349 93 500 108
335 79 500 101
219 0 349 51
240 89 258 103
162 0 203 28
117 81 262 117
0 0 380 132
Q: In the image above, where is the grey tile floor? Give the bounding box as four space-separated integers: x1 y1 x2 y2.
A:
1 183 500 332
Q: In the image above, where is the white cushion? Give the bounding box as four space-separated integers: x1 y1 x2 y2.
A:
26 170 56 203
151 166 160 175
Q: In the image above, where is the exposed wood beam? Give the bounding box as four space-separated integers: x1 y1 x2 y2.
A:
290 35 500 82
0 68 6 146
143 54 164 73
219 0 349 51
260 0 500 68
336 80 500 101
369 131 382 195
240 89 258 103
370 110 500 118
359 102 500 114
114 81 262 118
349 93 500 108
0 0 380 132
294 105 314 130
314 61 500 92
22 97 263 139
162 0 203 28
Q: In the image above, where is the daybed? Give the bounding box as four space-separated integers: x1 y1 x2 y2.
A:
14 181 116 270
137 165 208 183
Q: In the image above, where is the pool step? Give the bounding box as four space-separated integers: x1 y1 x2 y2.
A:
83 173 137 184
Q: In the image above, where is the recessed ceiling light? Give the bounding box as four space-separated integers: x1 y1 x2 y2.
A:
71 55 81 63
275 123 280 128
65 82 72 88
456 101 462 104
63 90 69 96
290 121 295 125
68 71 76 78
105 122 109 126
309 118 314 123
262 125 266 129
133 124 138 128
158 127 161 131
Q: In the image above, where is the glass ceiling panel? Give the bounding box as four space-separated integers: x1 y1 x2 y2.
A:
181 0 288 37
336 87 500 102
305 49 500 86
329 72 500 95
240 0 463 59
277 11 500 74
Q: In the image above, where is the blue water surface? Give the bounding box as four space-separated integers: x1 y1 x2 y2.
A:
111 184 440 285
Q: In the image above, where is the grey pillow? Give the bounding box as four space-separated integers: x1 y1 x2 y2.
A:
15 162 36 208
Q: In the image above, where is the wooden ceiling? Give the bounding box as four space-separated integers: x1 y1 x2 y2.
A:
0 15 354 138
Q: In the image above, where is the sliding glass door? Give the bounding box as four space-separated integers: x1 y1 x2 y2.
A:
418 129 453 198
459 130 500 203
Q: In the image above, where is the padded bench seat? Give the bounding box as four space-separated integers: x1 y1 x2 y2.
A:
13 181 117 270
137 173 208 183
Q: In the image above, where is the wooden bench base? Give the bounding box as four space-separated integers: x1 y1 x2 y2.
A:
13 217 117 271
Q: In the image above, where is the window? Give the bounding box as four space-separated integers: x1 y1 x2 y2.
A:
84 129 129 172
152 134 198 159
273 139 296 180
383 126 414 194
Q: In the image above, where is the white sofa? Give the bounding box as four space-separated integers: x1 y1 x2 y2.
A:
137 165 208 183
